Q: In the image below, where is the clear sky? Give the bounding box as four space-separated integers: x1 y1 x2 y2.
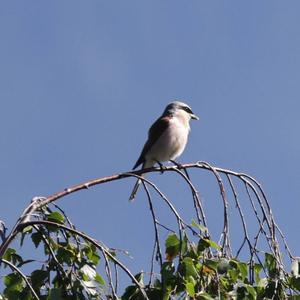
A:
1 0 300 290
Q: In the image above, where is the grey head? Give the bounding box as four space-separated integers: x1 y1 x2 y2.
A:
163 101 199 120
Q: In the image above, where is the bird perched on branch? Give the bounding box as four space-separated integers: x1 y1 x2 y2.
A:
129 101 199 201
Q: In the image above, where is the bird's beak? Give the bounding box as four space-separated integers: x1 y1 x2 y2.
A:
191 114 199 120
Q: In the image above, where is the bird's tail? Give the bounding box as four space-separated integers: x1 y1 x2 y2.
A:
129 160 154 201
129 177 143 201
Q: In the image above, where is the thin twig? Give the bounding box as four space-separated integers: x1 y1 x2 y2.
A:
99 247 118 299
168 167 209 235
142 181 163 268
200 162 231 257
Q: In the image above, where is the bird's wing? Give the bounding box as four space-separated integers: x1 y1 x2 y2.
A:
132 115 171 169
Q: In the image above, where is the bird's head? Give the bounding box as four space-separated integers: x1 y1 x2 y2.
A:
163 101 199 121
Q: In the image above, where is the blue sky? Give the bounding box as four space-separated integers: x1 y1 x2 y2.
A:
1 0 300 290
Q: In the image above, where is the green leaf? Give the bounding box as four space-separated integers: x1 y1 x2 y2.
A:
228 268 239 282
265 253 278 278
3 273 23 290
181 234 188 255
191 219 208 233
197 238 211 253
161 262 175 285
134 272 144 284
3 289 21 300
197 293 215 300
229 259 238 268
219 276 230 291
3 273 23 300
20 226 32 246
165 233 180 249
3 248 15 261
22 226 32 234
3 248 23 267
47 212 65 224
198 238 220 253
56 245 76 265
254 263 262 283
245 284 257 299
31 270 48 289
165 233 180 261
95 273 106 286
31 232 42 248
87 250 100 265
82 274 89 281
205 239 220 250
237 262 248 280
122 285 139 300
163 288 172 300
229 259 248 281
204 259 219 271
185 280 195 297
182 257 198 278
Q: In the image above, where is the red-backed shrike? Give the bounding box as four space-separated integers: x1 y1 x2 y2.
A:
129 101 199 201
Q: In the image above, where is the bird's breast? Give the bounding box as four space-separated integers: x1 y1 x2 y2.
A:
146 118 190 163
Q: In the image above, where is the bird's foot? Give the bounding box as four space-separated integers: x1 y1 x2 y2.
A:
156 161 165 174
170 160 183 169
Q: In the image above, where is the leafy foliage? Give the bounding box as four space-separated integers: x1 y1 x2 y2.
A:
1 207 106 299
123 232 300 299
0 207 299 299
0 162 299 299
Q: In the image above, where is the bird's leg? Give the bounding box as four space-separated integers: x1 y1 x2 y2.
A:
170 160 191 179
170 160 183 169
155 160 165 174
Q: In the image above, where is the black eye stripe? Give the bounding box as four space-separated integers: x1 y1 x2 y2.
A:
181 106 193 114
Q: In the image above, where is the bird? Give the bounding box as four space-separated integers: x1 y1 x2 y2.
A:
129 101 199 201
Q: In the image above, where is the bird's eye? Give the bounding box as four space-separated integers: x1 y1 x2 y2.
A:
182 106 193 114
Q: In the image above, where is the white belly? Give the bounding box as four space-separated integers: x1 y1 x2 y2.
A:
145 118 189 165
